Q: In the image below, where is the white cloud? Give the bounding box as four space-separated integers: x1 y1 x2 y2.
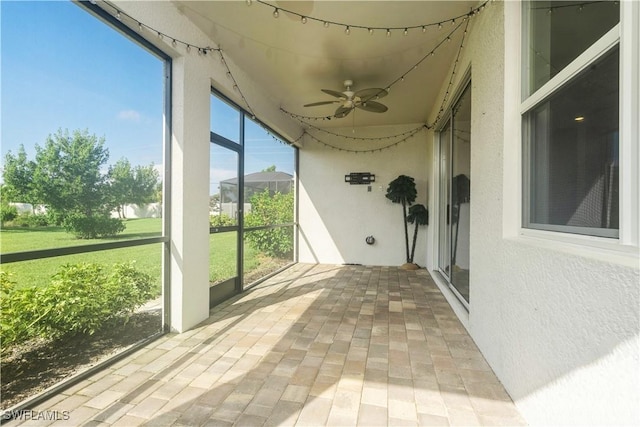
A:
117 110 142 122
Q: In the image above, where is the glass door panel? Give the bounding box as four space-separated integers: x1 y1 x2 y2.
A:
209 143 240 306
438 83 471 304
438 121 452 279
450 85 471 302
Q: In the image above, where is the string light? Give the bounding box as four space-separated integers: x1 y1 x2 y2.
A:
403 28 408 36
98 0 484 150
253 0 489 35
246 0 252 5
301 16 307 24
304 127 424 153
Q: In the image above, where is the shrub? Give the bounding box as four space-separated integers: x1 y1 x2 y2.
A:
63 214 125 239
209 213 235 227
10 212 50 227
244 190 294 258
0 262 155 352
0 204 18 224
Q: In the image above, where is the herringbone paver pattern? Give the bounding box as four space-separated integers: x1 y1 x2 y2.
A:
12 264 526 426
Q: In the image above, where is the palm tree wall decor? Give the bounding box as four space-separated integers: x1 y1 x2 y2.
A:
407 204 429 264
385 175 417 263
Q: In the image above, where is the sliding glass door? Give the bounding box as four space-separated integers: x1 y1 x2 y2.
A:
438 82 471 304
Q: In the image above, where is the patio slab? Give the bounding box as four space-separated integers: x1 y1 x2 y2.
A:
9 264 526 426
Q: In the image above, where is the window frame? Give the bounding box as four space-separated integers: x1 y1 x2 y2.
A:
0 0 173 415
520 1 633 242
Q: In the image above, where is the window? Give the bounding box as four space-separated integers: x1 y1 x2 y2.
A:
522 1 620 238
0 1 170 410
209 91 296 307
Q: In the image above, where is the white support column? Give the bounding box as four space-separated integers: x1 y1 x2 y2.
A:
169 55 211 332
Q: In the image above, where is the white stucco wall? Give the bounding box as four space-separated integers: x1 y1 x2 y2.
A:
442 2 640 425
298 125 429 267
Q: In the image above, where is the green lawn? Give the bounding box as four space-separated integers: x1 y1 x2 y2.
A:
1 219 284 290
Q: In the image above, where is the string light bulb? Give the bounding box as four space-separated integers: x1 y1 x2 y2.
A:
301 16 307 24
273 8 279 18
438 22 443 30
186 44 191 53
138 23 143 32
323 21 329 28
172 39 177 47
246 0 252 4
422 26 426 33
368 28 374 35
386 29 391 37
452 18 456 25
116 11 121 20
403 28 408 36
345 26 351 35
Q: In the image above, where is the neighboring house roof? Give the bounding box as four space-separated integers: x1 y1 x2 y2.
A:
221 171 293 185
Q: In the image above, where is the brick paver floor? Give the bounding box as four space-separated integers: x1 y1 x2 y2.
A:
11 264 526 426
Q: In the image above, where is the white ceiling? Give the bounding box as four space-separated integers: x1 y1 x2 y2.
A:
174 1 479 128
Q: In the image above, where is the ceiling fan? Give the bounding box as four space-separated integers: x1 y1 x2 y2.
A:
304 79 389 118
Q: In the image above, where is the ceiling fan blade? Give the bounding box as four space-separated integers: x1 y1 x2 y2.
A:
321 89 347 99
334 105 353 118
355 88 388 101
357 100 388 113
304 100 339 107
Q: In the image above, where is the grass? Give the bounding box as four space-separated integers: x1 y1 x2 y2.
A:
1 219 289 290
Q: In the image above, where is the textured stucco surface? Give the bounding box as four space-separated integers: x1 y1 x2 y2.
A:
298 127 429 267
454 2 640 425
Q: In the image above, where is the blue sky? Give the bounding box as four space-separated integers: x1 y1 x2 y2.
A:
1 0 164 169
1 1 294 195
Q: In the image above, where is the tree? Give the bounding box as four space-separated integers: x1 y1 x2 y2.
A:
31 129 110 222
262 165 276 172
244 189 294 258
108 159 133 218
385 175 417 263
2 145 36 207
406 204 429 264
108 159 159 218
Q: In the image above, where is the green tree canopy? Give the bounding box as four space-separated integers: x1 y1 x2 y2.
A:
2 145 36 205
108 159 159 218
31 129 110 221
